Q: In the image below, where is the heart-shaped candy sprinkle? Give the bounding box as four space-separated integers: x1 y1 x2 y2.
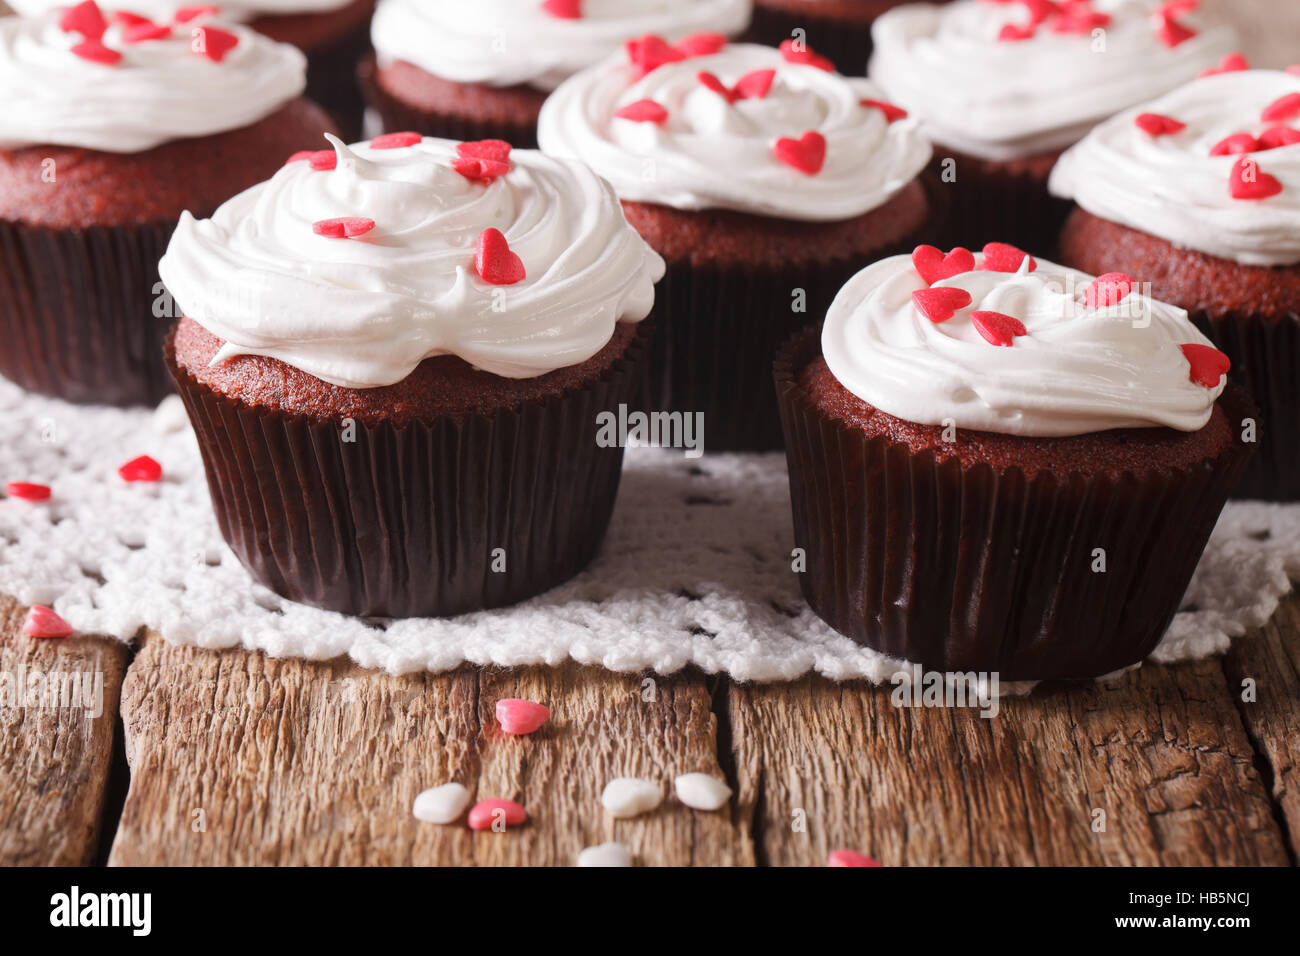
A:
828 849 882 867
912 245 975 285
1229 157 1283 200
475 228 526 285
674 32 728 57
60 1 108 40
1135 112 1186 136
371 131 422 149
626 34 685 79
495 699 550 735
1259 124 1300 150
860 98 907 123
458 139 513 163
1210 132 1261 156
540 0 581 18
998 23 1036 42
71 39 121 65
114 10 152 27
118 455 162 482
467 799 527 831
1197 52 1249 78
971 310 1028 347
772 131 826 175
191 25 238 62
313 217 376 238
980 242 1036 273
24 605 74 639
174 5 219 23
1155 16 1196 48
733 68 776 100
5 481 51 501
778 39 834 72
1262 92 1300 124
1180 343 1230 387
1084 272 1135 308
452 156 510 183
123 20 172 43
912 287 973 323
698 71 737 103
614 99 669 124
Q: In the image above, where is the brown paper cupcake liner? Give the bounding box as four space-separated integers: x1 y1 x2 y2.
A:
1190 308 1300 501
357 55 540 149
303 18 373 141
0 217 177 407
774 327 1256 681
164 322 651 619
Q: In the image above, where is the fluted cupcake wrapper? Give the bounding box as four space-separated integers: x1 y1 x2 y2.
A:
357 55 540 150
0 217 177 407
164 323 650 619
774 327 1256 681
1191 308 1300 501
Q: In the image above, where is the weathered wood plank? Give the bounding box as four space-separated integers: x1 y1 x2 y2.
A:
1224 593 1300 859
0 594 128 866
729 656 1290 867
110 634 752 865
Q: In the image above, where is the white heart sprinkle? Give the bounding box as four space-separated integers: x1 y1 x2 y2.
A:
577 842 633 867
674 772 732 811
600 777 662 818
413 782 471 824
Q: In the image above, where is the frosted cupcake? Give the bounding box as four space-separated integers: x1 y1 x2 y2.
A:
1052 62 1300 499
0 4 333 405
775 245 1253 679
360 0 752 148
8 0 375 134
745 0 952 75
539 39 931 449
868 0 1237 254
160 135 664 618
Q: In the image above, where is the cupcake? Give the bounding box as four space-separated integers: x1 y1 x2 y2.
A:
158 134 664 618
8 0 375 135
0 4 334 406
775 245 1253 680
745 0 948 75
359 0 753 150
539 39 932 450
1052 63 1300 500
868 0 1237 255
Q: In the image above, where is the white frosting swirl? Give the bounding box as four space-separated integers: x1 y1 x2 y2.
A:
0 10 306 152
158 136 666 387
821 252 1225 436
7 0 352 20
1050 69 1300 266
537 42 932 220
869 0 1238 161
371 0 752 91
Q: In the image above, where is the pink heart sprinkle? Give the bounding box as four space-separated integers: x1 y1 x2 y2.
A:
1084 272 1135 309
860 98 907 123
174 5 219 24
452 156 511 183
5 481 51 501
1229 157 1283 200
912 244 976 285
1258 124 1300 150
772 131 826 175
698 70 738 104
734 68 777 101
191 25 238 63
778 39 834 72
539 0 581 18
1134 112 1186 136
674 32 728 57
998 23 1036 42
118 455 162 482
971 310 1029 347
1156 16 1197 48
123 21 172 43
60 0 108 40
467 799 527 831
71 39 122 65
113 11 152 27
313 217 376 239
495 699 550 735
626 34 686 79
475 228 526 285
613 99 669 124
980 242 1036 273
371 131 422 149
1180 343 1230 387
24 605 74 639
1197 52 1249 78
828 849 881 867
912 287 973 324
1209 132 1260 156
1261 92 1300 124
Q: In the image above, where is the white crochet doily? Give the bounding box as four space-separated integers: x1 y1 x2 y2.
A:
1 378 1296 684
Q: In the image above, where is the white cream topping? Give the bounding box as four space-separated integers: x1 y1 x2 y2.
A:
158 136 666 388
868 0 1238 161
371 0 752 91
1050 69 1300 267
7 0 352 19
0 10 306 152
538 42 932 220
821 252 1225 436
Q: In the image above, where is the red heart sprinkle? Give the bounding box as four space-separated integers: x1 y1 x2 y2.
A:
475 228 526 285
1084 272 1135 308
860 98 907 122
1135 112 1186 136
24 605 74 639
778 39 834 72
495 698 550 735
912 287 973 324
286 149 336 169
971 310 1029 347
71 40 122 65
1052 10 1110 34
626 34 685 79
1197 52 1249 78
674 32 728 57
60 0 108 40
998 23 1036 43
1262 92 1300 124
772 131 826 175
540 0 581 18
698 71 738 104
313 217 375 238
114 11 152 27
912 245 976 285
5 481 51 501
1158 0 1198 15
1180 343 1230 387
457 139 513 163
174 5 219 24
1155 17 1196 48
1258 124 1300 150
613 99 669 124
734 68 777 101
467 798 527 831
1021 0 1060 25
1229 157 1283 200
980 242 1036 273
191 25 239 63
452 156 511 183
828 849 882 867
371 131 422 149
123 21 172 43
1210 132 1261 156
118 455 162 482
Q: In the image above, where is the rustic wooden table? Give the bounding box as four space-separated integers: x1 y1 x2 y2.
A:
2 589 1296 866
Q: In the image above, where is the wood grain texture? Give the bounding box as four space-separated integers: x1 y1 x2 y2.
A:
0 595 128 866
728 654 1291 867
110 634 752 866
